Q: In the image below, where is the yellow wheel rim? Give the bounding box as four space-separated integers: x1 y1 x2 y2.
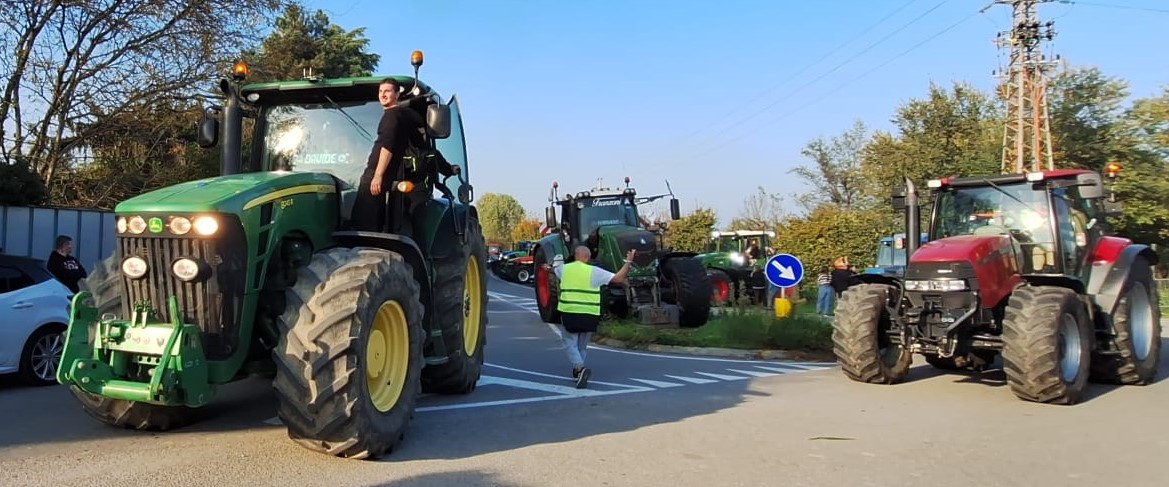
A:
366 301 409 413
462 255 483 356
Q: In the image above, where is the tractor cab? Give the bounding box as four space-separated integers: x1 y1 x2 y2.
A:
705 230 775 266
922 170 1105 280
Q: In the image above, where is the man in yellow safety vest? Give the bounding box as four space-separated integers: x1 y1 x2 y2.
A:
552 245 636 388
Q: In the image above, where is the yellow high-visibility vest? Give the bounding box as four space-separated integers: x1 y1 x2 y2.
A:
557 261 601 315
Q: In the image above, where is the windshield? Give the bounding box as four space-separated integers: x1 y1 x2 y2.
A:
933 183 1053 245
260 101 383 188
577 198 638 239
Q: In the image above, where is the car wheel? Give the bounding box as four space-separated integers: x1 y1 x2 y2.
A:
19 325 66 386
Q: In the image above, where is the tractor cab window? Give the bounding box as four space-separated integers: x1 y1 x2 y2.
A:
259 101 384 188
934 183 1057 273
713 236 742 253
576 198 638 241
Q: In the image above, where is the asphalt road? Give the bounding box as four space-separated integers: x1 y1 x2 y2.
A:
1 274 1167 487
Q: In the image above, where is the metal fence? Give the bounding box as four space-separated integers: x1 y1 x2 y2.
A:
0 205 116 272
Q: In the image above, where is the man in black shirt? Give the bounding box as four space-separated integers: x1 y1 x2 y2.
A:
352 78 429 234
47 235 86 293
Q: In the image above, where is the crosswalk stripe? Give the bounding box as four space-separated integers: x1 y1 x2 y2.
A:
629 378 684 388
695 371 750 381
664 374 719 384
753 365 805 373
726 368 781 378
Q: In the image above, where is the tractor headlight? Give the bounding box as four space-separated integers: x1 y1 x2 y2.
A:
169 216 192 235
730 252 745 265
116 217 128 233
905 279 968 292
171 258 205 282
122 256 148 279
128 216 147 234
193 216 218 236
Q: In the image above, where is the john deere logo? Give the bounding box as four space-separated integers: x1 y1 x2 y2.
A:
148 217 163 233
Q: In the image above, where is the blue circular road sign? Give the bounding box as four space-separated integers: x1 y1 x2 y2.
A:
764 253 804 288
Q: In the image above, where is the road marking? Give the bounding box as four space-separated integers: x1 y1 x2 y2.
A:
695 371 750 381
478 375 610 397
754 365 813 373
415 389 640 413
484 362 651 390
664 374 719 384
629 378 685 388
264 416 282 425
726 368 782 378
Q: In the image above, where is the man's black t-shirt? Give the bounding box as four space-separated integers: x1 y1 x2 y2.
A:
47 252 87 293
364 106 426 182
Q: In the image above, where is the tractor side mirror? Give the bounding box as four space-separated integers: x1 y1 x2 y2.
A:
545 206 557 229
891 188 907 210
458 183 473 204
1076 172 1105 199
426 103 451 139
669 198 681 220
197 109 219 148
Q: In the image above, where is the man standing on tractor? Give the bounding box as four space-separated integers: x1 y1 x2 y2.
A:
353 78 428 234
551 245 637 388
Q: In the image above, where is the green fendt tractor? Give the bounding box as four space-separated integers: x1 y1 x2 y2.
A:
531 178 712 328
696 230 775 306
55 51 489 460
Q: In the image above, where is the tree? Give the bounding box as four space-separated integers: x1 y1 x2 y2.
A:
511 217 543 244
791 119 871 210
665 207 717 253
1048 66 1132 170
729 186 787 231
0 0 283 188
476 193 527 243
0 158 47 206
241 4 380 83
1109 86 1169 250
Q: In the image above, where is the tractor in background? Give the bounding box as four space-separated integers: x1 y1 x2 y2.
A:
833 167 1160 405
862 232 928 278
532 178 712 328
55 52 489 459
696 230 775 306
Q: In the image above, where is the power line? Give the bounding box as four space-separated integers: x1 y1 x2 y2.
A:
1057 0 1169 14
672 0 922 144
688 9 983 160
677 0 954 153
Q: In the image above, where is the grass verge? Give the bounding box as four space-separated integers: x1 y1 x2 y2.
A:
596 305 833 354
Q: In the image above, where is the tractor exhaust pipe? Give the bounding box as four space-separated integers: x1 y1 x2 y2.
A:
904 177 920 258
219 79 243 176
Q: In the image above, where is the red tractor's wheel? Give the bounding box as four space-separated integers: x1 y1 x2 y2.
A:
534 247 562 324
707 269 731 305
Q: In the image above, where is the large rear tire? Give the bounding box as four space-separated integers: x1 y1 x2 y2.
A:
1090 260 1161 385
69 254 201 430
421 216 489 395
663 257 712 328
1001 286 1093 405
274 247 424 459
534 246 562 324
832 283 912 384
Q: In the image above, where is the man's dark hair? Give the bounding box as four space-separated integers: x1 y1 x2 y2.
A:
380 77 400 91
55 235 72 250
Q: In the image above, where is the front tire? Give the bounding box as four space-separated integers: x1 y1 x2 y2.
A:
663 257 712 328
1001 286 1093 405
274 247 424 459
534 246 562 324
69 254 201 430
1090 260 1161 385
421 216 489 395
832 283 911 384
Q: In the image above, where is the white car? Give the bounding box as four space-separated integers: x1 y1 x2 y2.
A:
0 254 72 386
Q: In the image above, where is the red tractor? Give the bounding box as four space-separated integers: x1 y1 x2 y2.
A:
833 168 1161 405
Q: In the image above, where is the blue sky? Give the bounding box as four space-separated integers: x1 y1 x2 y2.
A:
301 0 1169 226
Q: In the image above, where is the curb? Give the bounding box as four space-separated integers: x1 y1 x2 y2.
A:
593 337 835 363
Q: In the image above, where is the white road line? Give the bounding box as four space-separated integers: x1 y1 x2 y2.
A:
753 365 805 373
484 362 651 390
695 371 750 381
726 368 781 378
588 344 798 364
664 374 719 384
264 416 282 425
477 375 609 397
415 388 641 413
629 378 685 388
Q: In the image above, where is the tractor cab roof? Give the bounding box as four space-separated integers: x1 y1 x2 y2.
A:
711 230 775 238
240 75 439 105
928 169 1100 190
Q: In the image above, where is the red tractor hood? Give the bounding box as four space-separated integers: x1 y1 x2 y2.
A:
908 235 1022 309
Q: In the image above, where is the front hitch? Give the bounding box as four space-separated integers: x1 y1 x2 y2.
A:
57 293 214 407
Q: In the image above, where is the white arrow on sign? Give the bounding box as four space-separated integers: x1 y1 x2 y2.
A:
770 259 795 280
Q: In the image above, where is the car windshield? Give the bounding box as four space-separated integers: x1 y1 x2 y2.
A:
577 198 638 239
934 183 1053 244
260 101 383 188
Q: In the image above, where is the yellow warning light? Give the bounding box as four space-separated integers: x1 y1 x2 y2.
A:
411 50 424 68
1105 162 1122 178
232 61 248 80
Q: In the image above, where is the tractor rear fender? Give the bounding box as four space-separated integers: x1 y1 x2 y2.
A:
331 231 435 336
657 251 698 271
532 236 570 266
1086 238 1158 319
853 273 900 289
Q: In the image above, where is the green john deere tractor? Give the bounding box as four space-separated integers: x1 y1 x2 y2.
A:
531 178 712 328
55 51 489 460
695 230 775 306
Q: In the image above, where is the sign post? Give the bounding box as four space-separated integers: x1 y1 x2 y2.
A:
764 254 804 318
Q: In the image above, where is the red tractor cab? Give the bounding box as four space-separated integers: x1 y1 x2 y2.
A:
834 168 1160 405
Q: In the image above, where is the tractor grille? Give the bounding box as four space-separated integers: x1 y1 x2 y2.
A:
117 216 247 360
613 230 659 267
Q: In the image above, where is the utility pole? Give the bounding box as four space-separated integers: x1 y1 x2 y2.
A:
990 0 1060 174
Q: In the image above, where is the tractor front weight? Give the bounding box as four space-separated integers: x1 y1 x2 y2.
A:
58 293 214 408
